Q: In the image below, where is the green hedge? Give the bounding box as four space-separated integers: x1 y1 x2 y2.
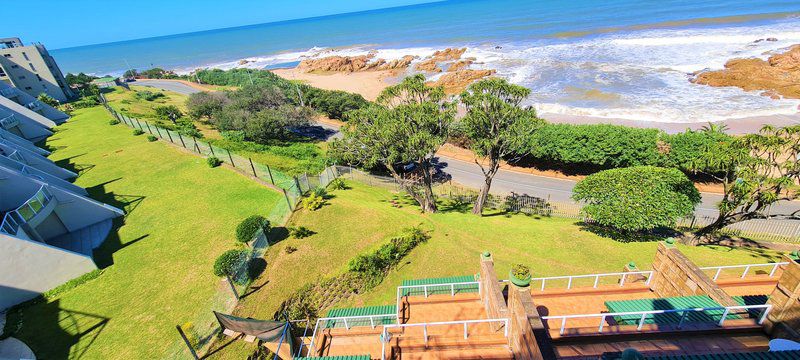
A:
235 215 268 243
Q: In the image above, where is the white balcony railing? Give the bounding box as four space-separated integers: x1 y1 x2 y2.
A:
308 313 398 356
380 318 509 360
699 262 789 281
0 114 18 130
542 304 772 336
0 185 54 235
0 87 15 98
517 270 655 292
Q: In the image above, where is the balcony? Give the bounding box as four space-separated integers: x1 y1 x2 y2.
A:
26 101 42 112
0 114 19 130
0 87 16 98
0 185 54 236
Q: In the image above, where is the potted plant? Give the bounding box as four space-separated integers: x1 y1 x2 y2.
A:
509 264 531 287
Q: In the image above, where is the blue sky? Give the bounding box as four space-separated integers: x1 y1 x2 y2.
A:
6 0 441 49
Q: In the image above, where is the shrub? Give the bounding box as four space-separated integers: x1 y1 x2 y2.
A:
236 215 268 243
132 129 144 136
511 264 530 279
573 166 701 232
154 105 183 120
71 97 99 109
312 187 327 198
147 135 158 142
285 246 297 254
207 156 222 168
328 178 347 190
301 193 325 211
348 226 429 277
289 226 314 238
108 119 120 125
306 88 369 120
212 249 249 277
37 93 59 107
134 90 165 101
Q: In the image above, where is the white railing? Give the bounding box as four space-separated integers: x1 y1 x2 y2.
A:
380 318 509 360
0 114 17 130
700 262 789 281
0 185 53 235
542 304 772 336
26 101 41 112
523 271 654 292
4 149 25 163
308 313 398 356
396 281 481 319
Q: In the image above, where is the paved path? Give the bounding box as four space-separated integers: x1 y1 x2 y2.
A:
129 80 800 219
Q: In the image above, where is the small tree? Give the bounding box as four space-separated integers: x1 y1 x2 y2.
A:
37 93 59 107
186 92 226 120
573 166 701 232
460 78 545 215
331 75 455 213
236 215 268 243
690 125 800 239
154 105 183 123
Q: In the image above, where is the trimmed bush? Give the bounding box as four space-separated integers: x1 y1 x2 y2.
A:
132 129 145 136
573 166 701 232
236 215 268 243
328 178 346 190
301 193 325 211
348 226 429 277
147 135 158 142
108 119 120 125
207 156 222 168
213 249 249 278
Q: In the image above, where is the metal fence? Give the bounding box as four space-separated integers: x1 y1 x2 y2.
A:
337 166 800 243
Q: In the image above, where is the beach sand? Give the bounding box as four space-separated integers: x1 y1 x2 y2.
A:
271 68 398 101
272 67 799 134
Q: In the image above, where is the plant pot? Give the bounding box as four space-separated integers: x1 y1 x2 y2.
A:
509 270 531 287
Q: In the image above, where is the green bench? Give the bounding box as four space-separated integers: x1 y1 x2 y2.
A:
400 275 479 296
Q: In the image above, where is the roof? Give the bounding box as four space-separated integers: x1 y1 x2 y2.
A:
401 275 478 296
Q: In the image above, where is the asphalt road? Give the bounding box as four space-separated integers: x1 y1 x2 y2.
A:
130 79 800 219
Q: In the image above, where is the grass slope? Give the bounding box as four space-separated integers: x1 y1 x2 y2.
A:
227 179 780 357
9 106 280 359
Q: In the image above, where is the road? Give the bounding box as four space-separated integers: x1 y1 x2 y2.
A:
129 79 800 219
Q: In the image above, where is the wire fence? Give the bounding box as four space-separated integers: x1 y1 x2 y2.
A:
336 166 800 244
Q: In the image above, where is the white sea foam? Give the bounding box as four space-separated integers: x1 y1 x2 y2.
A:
192 20 800 123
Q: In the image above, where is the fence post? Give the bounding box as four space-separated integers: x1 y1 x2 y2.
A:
690 216 696 229
209 146 216 157
135 119 143 131
193 139 201 154
249 158 257 177
155 126 162 138
177 133 186 148
145 122 153 134
294 176 302 193
226 149 235 166
266 165 275 185
176 325 200 360
225 274 240 300
282 188 292 209
166 130 174 143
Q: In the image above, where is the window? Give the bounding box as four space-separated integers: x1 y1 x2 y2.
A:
2 54 10 58
10 64 18 69
24 86 32 90
36 74 42 81
0 68 5 77
17 75 25 80
28 63 36 72
21 52 29 61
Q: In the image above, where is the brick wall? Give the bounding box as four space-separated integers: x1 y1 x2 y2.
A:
508 284 555 360
480 255 508 331
764 256 800 339
650 242 738 307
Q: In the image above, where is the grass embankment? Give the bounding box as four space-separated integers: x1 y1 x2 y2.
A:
6 106 281 359
104 85 327 175
226 179 781 356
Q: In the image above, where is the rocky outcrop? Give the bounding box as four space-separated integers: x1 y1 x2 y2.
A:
414 48 468 72
297 53 416 73
693 45 800 99
429 69 496 94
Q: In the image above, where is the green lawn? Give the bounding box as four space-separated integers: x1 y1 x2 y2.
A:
227 179 781 357
6 106 281 359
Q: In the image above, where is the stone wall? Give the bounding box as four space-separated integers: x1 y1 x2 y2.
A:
650 242 738 307
764 256 800 339
480 254 508 331
508 284 555 360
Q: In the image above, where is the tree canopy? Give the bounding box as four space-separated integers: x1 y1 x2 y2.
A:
573 166 701 232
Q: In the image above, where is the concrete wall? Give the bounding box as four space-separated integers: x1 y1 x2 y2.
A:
0 233 96 310
480 254 508 331
649 242 738 307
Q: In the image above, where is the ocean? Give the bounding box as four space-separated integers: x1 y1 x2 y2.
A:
52 0 800 123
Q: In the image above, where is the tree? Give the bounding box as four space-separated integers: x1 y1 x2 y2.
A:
154 105 183 122
37 93 59 107
65 72 97 88
186 92 226 120
573 166 701 232
331 75 455 213
460 78 545 215
690 125 800 239
123 69 139 79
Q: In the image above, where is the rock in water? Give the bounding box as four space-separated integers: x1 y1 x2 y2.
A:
693 44 800 99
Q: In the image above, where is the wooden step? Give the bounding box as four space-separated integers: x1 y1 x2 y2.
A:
391 335 512 360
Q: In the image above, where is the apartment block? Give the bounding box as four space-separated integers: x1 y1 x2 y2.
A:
0 37 74 103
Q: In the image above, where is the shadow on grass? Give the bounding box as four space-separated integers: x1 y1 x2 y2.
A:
6 299 110 359
84 178 149 268
53 153 96 178
579 222 681 243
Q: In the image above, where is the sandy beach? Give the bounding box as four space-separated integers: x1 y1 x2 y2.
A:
271 68 398 101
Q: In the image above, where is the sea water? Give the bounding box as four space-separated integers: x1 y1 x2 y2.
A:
51 0 800 122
